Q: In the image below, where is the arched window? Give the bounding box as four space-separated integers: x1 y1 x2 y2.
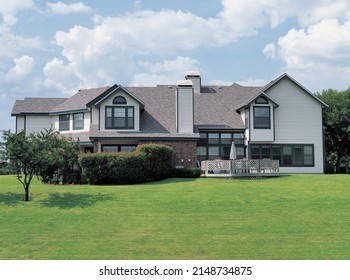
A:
255 96 268 104
113 96 127 104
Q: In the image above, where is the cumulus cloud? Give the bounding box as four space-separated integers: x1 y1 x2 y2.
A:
44 0 350 90
43 58 82 95
47 1 91 15
264 18 350 89
132 56 199 86
5 55 34 81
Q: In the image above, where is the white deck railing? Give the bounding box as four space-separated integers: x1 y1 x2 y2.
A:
201 159 279 177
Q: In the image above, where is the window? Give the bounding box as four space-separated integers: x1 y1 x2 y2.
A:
221 133 232 145
73 113 84 130
255 96 268 104
59 114 70 131
208 146 219 160
105 106 134 129
102 145 136 152
113 96 127 104
253 106 271 129
197 147 207 162
250 144 314 167
208 133 219 144
196 132 246 161
283 146 292 165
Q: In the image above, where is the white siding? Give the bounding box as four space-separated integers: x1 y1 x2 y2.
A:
99 89 140 131
91 107 99 125
177 87 194 133
16 116 25 133
25 115 52 135
265 78 324 173
250 103 274 142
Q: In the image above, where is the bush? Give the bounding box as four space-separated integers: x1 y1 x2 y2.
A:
172 167 202 178
136 144 173 180
0 167 10 175
79 144 173 185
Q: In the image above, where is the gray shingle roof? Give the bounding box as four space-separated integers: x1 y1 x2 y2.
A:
50 87 110 113
12 81 266 138
11 98 67 115
194 84 263 129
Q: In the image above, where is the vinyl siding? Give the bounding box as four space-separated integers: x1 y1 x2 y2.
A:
250 103 274 142
264 78 324 173
25 115 52 135
177 88 194 133
16 116 25 133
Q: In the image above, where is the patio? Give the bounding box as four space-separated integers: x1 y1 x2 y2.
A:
201 159 280 178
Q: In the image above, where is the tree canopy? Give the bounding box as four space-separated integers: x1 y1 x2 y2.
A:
2 129 80 201
318 87 350 172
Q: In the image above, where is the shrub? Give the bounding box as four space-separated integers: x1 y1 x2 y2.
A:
0 167 10 175
136 144 173 180
79 144 173 185
172 167 202 178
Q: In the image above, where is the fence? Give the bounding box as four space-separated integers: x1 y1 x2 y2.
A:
201 159 279 177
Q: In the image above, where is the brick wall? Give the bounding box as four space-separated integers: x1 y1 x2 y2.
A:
139 140 197 168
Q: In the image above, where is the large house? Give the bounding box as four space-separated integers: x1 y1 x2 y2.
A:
11 72 328 173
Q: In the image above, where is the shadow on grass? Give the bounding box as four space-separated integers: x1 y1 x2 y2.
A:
0 193 23 206
40 192 114 209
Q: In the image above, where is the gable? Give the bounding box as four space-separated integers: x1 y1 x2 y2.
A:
263 74 328 108
87 84 145 109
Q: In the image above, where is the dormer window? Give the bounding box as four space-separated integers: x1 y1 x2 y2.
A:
105 106 134 129
255 96 268 104
113 96 127 104
253 106 271 129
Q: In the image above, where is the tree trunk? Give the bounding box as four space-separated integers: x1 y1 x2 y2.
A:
335 152 342 174
23 185 30 201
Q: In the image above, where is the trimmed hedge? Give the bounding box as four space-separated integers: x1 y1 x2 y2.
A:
79 144 173 185
172 167 202 178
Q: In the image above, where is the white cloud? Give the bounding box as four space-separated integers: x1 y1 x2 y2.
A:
5 55 34 81
47 2 91 15
134 1 143 10
263 43 276 59
0 0 34 25
264 18 350 90
0 26 44 58
132 56 199 86
45 0 350 90
269 19 350 68
234 77 268 87
43 58 81 95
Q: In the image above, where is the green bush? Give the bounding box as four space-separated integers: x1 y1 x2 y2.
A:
172 167 202 178
136 144 173 180
79 144 173 185
0 167 10 175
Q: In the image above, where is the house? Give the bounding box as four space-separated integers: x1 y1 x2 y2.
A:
11 72 328 173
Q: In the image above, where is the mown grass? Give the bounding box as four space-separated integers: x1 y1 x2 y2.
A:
0 174 349 260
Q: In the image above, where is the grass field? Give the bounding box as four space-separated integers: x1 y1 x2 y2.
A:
0 174 349 260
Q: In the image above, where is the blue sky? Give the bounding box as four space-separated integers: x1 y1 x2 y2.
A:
1 0 350 132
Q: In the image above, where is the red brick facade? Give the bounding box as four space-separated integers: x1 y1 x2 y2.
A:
139 140 197 168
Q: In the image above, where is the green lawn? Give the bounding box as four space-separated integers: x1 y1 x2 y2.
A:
0 174 349 260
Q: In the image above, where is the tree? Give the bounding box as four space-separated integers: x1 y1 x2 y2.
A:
3 129 80 201
317 88 350 172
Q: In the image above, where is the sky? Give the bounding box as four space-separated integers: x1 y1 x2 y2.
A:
1 0 350 133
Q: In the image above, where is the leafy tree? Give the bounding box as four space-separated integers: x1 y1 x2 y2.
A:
3 129 80 201
318 88 350 172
